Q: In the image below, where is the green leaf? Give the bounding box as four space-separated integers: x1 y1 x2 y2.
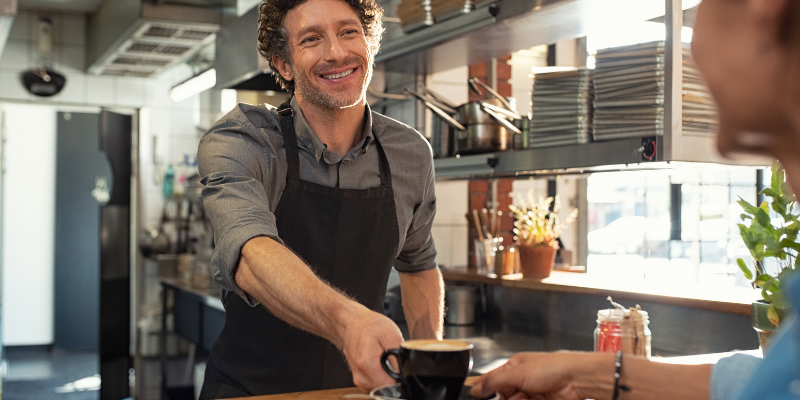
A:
779 238 800 252
737 258 753 280
767 304 781 325
772 161 785 193
754 274 771 287
739 199 775 235
741 213 752 222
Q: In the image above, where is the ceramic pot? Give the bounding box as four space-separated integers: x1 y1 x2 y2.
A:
751 301 791 350
518 245 557 278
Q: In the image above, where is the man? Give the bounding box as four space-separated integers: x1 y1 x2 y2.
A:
196 0 444 397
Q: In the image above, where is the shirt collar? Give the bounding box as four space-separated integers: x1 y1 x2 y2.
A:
290 96 374 164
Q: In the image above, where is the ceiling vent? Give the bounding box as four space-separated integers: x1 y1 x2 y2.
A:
87 0 233 77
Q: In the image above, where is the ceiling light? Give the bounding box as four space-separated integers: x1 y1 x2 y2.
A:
170 68 216 102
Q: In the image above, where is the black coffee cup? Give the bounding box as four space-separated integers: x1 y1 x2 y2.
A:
381 339 473 400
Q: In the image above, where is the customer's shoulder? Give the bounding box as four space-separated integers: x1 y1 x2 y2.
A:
371 111 432 157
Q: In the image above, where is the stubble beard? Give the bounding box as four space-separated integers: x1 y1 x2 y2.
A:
293 56 371 110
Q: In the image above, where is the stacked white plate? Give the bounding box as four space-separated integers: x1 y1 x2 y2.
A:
529 69 593 148
592 41 717 141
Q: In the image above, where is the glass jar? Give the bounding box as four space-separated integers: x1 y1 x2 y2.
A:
594 309 622 353
594 309 652 358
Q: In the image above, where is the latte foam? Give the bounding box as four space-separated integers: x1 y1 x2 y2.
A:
400 340 473 351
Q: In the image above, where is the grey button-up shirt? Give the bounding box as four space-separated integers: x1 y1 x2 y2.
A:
198 97 438 305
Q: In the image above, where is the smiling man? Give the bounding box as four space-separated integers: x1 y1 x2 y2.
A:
196 0 444 398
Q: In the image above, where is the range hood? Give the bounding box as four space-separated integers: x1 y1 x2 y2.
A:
0 0 16 60
215 6 280 89
86 0 235 77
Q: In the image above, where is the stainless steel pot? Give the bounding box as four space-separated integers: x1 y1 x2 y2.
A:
406 81 521 154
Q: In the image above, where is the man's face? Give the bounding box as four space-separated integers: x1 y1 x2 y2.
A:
277 0 373 110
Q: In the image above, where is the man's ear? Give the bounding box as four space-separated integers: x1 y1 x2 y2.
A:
272 55 294 82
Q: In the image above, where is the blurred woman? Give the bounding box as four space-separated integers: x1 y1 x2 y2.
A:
471 0 800 399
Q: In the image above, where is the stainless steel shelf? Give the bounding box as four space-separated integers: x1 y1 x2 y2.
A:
433 137 661 180
377 0 667 74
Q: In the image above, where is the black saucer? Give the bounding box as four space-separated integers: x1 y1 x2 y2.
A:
369 383 499 400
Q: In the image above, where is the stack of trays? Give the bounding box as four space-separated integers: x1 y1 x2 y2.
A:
529 69 593 148
682 52 718 136
593 41 718 140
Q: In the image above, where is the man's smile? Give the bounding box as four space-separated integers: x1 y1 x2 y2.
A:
321 67 357 80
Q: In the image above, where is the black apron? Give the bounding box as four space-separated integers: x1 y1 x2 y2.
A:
200 100 400 399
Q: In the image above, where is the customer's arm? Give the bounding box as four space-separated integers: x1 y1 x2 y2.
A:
396 154 444 340
471 352 712 400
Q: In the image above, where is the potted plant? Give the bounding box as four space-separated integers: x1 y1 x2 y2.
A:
509 192 577 278
736 162 798 348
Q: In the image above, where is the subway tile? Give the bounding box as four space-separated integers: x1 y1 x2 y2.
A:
59 15 86 46
8 11 31 41
426 82 467 108
114 76 146 107
145 78 173 108
58 46 85 73
0 70 32 101
450 225 469 267
53 72 84 103
85 75 114 104
433 180 468 225
430 65 468 84
0 41 29 70
171 109 198 137
431 226 454 268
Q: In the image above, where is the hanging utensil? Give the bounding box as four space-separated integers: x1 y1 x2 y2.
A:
405 88 466 131
482 106 522 134
469 77 516 112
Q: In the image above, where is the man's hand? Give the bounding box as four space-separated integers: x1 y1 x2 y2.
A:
340 308 404 391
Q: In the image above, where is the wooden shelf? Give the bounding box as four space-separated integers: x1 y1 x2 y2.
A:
441 268 756 316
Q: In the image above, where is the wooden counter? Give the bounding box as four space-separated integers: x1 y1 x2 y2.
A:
228 377 481 400
441 268 756 316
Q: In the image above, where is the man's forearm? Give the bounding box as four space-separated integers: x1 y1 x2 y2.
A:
235 236 365 348
399 268 444 340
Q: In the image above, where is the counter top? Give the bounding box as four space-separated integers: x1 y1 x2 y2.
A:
228 377 481 400
441 268 756 316
224 349 764 399
161 276 224 311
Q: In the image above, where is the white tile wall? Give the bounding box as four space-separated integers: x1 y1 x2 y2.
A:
85 75 114 104
432 180 468 267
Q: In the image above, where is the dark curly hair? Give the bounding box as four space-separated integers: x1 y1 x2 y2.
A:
258 0 384 92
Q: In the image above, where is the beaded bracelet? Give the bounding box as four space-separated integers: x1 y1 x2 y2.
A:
612 351 632 400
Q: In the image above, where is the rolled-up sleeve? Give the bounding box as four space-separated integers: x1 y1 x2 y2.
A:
710 354 762 400
394 154 437 273
199 122 280 306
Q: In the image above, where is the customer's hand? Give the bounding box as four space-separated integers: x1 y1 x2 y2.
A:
471 351 610 400
340 309 404 392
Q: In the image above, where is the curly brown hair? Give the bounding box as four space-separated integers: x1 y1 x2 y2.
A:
257 0 384 92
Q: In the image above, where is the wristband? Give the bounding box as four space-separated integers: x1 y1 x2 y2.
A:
612 351 631 400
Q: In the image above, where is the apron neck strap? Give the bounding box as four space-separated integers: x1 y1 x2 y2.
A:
277 100 301 180
278 99 393 188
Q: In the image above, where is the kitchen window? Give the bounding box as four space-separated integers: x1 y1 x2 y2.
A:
586 166 767 289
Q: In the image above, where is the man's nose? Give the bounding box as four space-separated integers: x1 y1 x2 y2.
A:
324 36 347 62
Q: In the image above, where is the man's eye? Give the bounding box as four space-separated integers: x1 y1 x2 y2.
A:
301 37 318 44
343 29 358 36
